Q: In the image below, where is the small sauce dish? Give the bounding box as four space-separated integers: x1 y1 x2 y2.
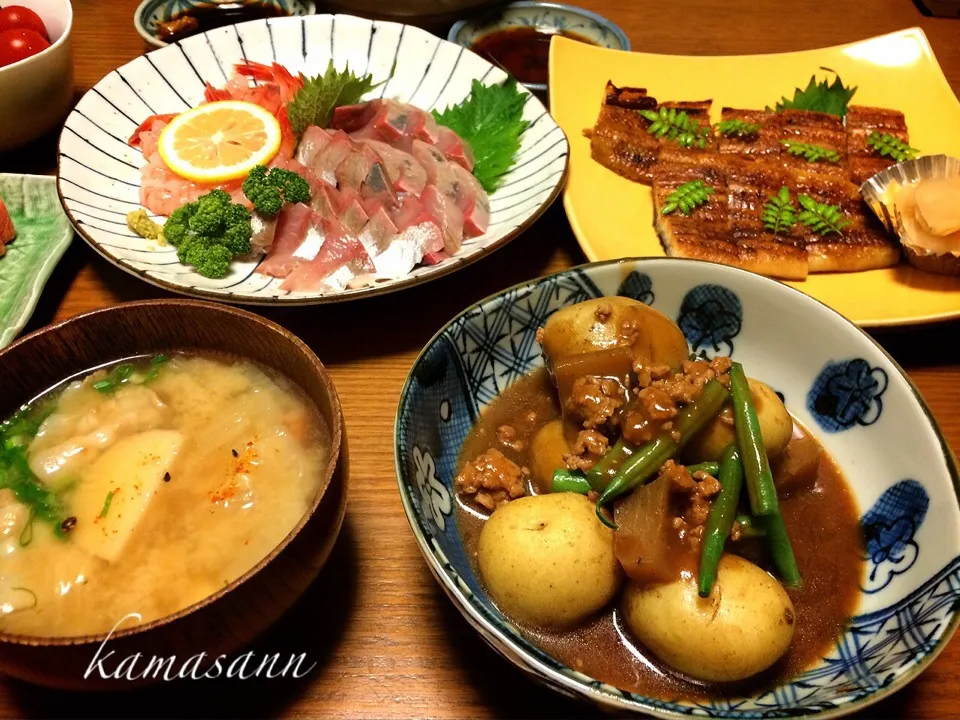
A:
448 1 630 94
134 0 315 48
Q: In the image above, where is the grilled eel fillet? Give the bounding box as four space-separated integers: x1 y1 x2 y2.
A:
586 86 907 276
585 82 714 184
653 161 810 280
846 105 912 184
653 159 900 277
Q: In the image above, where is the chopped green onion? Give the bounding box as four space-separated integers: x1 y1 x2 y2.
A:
100 489 117 519
18 508 35 547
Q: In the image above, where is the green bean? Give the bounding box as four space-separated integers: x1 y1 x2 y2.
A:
761 512 802 588
687 461 720 476
730 362 778 516
585 437 633 491
552 469 591 494
698 445 743 598
729 363 801 586
595 380 730 529
732 513 766 538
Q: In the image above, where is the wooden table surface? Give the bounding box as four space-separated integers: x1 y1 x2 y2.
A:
3 0 960 717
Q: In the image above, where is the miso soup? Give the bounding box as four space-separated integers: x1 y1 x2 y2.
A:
0 354 330 638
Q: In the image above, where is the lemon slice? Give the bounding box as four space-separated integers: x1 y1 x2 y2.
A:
157 101 282 183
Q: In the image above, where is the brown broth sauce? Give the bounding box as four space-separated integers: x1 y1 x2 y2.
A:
456 369 864 700
469 27 597 86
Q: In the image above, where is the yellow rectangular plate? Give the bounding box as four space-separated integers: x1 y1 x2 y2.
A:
549 28 960 327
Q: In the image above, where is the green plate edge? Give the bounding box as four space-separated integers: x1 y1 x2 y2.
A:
0 174 74 349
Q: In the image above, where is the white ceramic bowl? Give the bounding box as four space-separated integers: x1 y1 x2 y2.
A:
0 0 73 152
58 13 568 305
396 257 960 718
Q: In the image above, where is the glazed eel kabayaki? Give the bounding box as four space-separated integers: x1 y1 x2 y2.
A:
585 82 904 280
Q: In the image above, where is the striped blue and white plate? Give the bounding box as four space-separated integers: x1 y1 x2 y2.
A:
56 14 568 305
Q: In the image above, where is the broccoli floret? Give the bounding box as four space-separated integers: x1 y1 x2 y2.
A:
242 166 279 215
185 242 232 279
188 190 232 235
221 203 253 255
161 190 252 278
174 235 197 264
269 168 311 205
242 165 311 216
163 204 194 246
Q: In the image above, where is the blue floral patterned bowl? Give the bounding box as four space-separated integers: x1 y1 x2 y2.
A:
134 0 315 48
448 1 630 92
394 257 960 718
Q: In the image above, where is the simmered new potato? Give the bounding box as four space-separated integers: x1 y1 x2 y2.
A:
686 379 793 463
622 555 795 682
540 298 688 371
478 493 621 628
529 420 570 489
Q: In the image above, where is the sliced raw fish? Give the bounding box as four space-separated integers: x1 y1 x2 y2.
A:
346 101 439 149
310 180 339 217
420 185 465 254
411 140 446 182
256 202 314 278
336 144 380 191
295 125 333 167
311 130 356 186
331 102 379 132
360 197 384 217
357 139 428 195
281 217 374 291
359 208 421 279
249 213 278 255
423 250 451 265
397 218 445 255
338 197 370 235
411 141 459 198
436 126 475 171
449 163 490 237
357 207 399 257
291 212 327 263
360 163 399 209
390 195 424 231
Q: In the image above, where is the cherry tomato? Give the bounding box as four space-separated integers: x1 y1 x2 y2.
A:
0 28 50 68
0 6 48 39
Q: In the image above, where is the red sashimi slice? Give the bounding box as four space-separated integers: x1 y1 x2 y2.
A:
422 250 451 265
357 139 428 195
420 184 464 254
360 163 399 209
311 130 357 185
398 217 445 256
331 101 381 132
360 197 384 217
390 195 425 231
358 207 399 257
411 141 459 199
335 144 380 191
281 217 374 291
436 126 475 171
295 125 333 167
256 202 314 278
449 163 490 237
338 197 370 235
